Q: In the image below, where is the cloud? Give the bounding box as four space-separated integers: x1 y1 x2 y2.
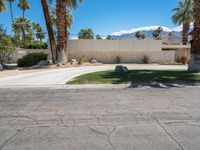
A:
111 23 194 36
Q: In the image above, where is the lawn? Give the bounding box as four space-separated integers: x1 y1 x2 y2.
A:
67 70 200 85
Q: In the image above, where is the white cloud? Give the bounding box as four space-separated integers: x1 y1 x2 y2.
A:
111 23 194 36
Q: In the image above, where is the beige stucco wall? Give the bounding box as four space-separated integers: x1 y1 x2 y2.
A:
69 51 175 64
67 39 162 52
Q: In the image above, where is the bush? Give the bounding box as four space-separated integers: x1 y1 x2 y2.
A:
142 55 150 64
78 56 85 65
17 52 48 67
181 56 188 65
114 56 121 64
25 41 48 49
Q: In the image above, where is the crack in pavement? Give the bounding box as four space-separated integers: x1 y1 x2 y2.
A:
108 127 117 150
151 115 184 150
0 128 24 150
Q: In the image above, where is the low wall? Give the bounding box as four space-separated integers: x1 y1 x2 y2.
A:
69 51 175 64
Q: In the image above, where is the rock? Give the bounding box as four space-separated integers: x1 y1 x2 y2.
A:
115 65 128 73
71 59 77 65
90 59 98 64
37 60 48 66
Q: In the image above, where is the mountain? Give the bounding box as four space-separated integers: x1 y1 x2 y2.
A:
111 24 193 43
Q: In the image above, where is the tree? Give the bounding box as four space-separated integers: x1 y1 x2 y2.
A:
152 27 163 40
96 34 102 40
36 25 46 42
0 25 6 39
7 0 15 25
18 0 30 18
78 28 94 39
172 0 193 45
0 0 6 12
56 0 83 62
141 34 146 39
0 36 14 69
188 0 200 72
106 35 113 40
41 0 56 63
13 17 33 48
135 31 142 40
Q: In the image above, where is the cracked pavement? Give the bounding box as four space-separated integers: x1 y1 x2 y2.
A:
0 86 200 150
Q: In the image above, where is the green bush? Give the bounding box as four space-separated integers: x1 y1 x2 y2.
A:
114 56 121 64
78 56 85 65
142 55 150 64
25 42 48 49
17 52 48 67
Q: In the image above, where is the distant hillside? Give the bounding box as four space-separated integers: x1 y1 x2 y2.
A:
111 25 193 43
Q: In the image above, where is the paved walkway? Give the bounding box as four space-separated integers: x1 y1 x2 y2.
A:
0 86 200 150
0 64 187 87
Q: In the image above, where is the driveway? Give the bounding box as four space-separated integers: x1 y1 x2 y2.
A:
0 86 200 150
0 64 187 87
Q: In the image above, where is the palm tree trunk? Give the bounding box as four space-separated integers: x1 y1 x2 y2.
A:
22 30 26 48
9 2 14 25
182 23 190 45
41 0 57 64
22 10 25 18
56 0 68 62
188 0 200 72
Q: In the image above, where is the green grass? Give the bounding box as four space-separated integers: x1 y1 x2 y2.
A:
67 70 200 85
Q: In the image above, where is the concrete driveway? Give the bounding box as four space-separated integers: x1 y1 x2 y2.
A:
0 64 187 86
0 86 200 150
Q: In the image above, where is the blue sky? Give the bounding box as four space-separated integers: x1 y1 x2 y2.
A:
0 0 179 38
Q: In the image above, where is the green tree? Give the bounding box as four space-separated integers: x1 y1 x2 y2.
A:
78 28 94 39
188 0 200 72
96 34 102 40
13 17 33 48
152 27 163 40
18 0 30 18
36 25 46 42
172 0 193 45
0 0 6 12
106 35 113 40
135 31 142 40
0 36 14 68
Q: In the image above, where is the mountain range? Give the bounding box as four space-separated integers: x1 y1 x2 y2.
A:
111 24 193 43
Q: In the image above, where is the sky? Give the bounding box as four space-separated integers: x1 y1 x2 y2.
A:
0 0 179 39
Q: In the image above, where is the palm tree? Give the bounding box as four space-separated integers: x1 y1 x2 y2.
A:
188 0 200 72
56 0 83 62
13 17 33 48
78 28 94 39
7 0 15 24
18 0 30 18
41 0 56 63
96 34 102 40
172 0 193 45
0 0 6 12
35 25 46 42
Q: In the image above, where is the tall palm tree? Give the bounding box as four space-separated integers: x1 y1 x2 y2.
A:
18 0 30 18
7 0 15 24
0 0 6 12
188 0 200 72
41 0 56 63
13 17 33 48
56 0 83 62
172 0 193 45
35 25 46 42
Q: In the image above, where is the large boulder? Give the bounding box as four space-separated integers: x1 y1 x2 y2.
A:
90 59 98 64
115 65 128 73
71 59 77 65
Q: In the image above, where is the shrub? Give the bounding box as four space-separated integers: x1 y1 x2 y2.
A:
25 41 48 49
142 55 150 64
114 56 121 64
181 56 188 65
78 56 85 65
17 52 48 67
